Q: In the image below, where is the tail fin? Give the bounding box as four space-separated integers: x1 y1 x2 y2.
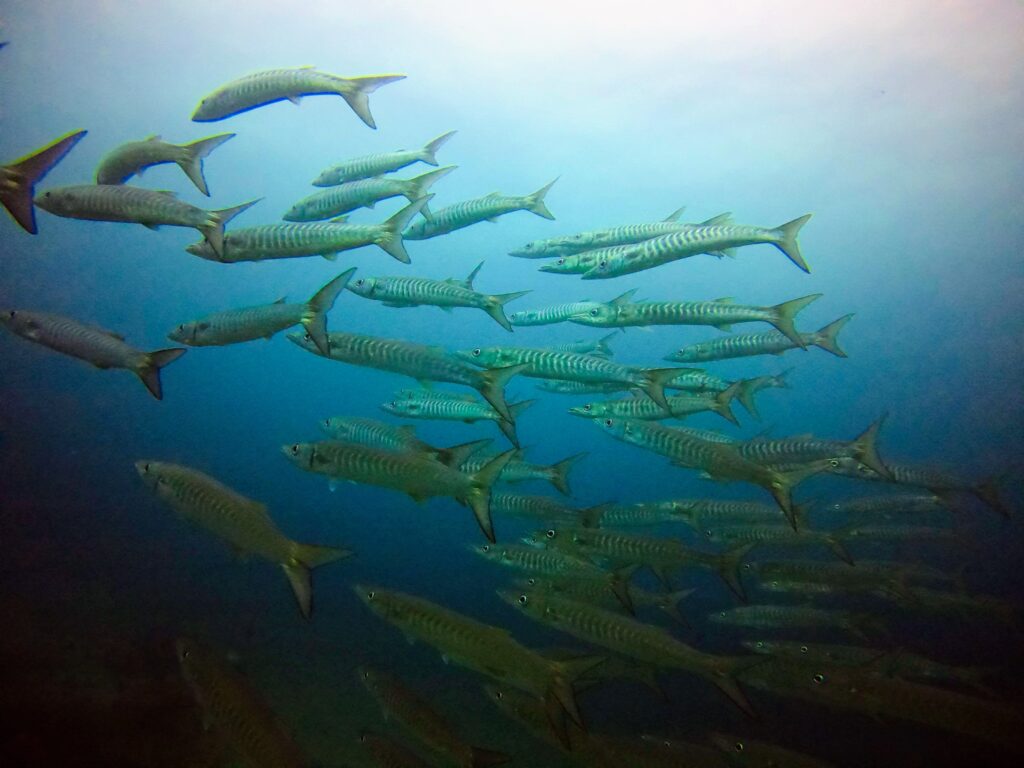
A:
608 565 640 614
765 460 830 528
2 129 87 234
418 130 457 165
655 588 696 627
378 196 429 263
709 382 741 426
465 450 517 542
282 543 353 619
177 133 234 196
497 419 520 448
403 165 456 217
468 746 511 768
435 438 492 469
713 543 755 601
301 267 356 356
136 348 187 400
337 74 406 129
475 363 529 422
824 534 855 565
483 290 531 331
639 368 686 411
547 655 605 729
546 452 587 496
735 378 764 420
200 198 261 260
498 397 537 447
972 475 1011 519
772 213 812 273
707 657 761 719
813 314 853 357
595 332 617 358
769 293 821 346
849 415 891 479
524 178 558 220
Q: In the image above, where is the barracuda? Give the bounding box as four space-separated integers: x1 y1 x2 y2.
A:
185 197 427 264
500 588 760 718
529 525 754 600
282 440 514 542
320 416 491 468
568 289 821 346
356 666 509 768
595 418 828 526
176 639 307 768
95 133 234 195
538 243 641 274
735 417 890 479
508 208 730 258
404 179 557 240
381 388 531 447
287 330 526 421
347 261 529 331
582 214 813 278
702 524 854 565
35 185 259 259
1 129 87 234
657 498 805 531
192 67 405 128
508 301 604 327
535 379 630 395
742 560 955 595
1 309 185 400
828 492 948 521
168 268 353 355
708 732 836 768
285 165 454 221
487 492 590 525
136 461 350 618
354 586 599 734
666 315 853 363
711 604 882 640
357 731 432 768
568 383 742 425
314 130 456 186
551 333 617 357
460 453 586 496
456 344 688 412
517 577 695 626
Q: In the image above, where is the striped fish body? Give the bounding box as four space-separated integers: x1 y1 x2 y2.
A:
286 440 472 500
284 177 419 220
488 493 577 522
577 299 775 329
572 392 721 420
831 493 946 517
176 640 306 768
94 136 192 185
35 184 212 228
511 221 698 258
668 499 788 529
712 605 856 631
383 392 501 422
668 426 738 443
185 221 385 262
668 330 801 362
359 732 432 768
746 561 897 591
476 543 602 578
136 462 294 562
2 309 151 371
551 338 613 356
321 417 429 454
581 502 682 527
349 274 484 310
539 244 637 274
667 370 732 393
192 68 405 126
168 300 304 345
737 436 852 465
314 130 455 186
404 194 531 239
541 526 713 571
463 345 640 386
841 525 953 543
704 524 825 547
509 301 603 326
536 379 630 395
461 455 559 486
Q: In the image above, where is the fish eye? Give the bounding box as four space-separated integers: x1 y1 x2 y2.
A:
598 260 607 268
742 563 752 571
705 529 712 537
482 545 490 552
604 419 613 427
517 594 528 605
719 611 726 618
557 257 565 264
813 673 825 684
304 332 312 341
390 401 397 408
290 444 299 455
527 577 536 585
545 529 556 539
800 645 809 653
496 690 505 699
7 311 15 318
472 348 481 356
583 404 592 411
590 308 599 316
755 641 764 648
366 590 375 600
734 741 744 753
828 458 840 468
181 648 191 659
355 279 364 286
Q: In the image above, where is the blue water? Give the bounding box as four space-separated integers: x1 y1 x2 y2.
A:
1 2 1022 766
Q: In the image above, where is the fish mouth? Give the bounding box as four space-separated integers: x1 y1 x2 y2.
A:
567 407 592 417
495 588 522 608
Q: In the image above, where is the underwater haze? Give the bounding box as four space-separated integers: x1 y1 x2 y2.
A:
1 1 1022 766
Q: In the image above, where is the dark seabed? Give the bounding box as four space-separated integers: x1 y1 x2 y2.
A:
1 2 1022 767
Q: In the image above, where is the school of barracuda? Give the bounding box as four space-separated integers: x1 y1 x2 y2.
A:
1 49 1019 768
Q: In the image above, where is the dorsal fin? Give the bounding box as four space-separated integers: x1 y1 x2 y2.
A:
154 190 176 197
101 329 126 341
462 260 484 289
329 215 349 224
610 288 638 307
712 297 735 304
700 212 732 226
273 296 287 304
144 134 162 142
485 191 501 198
662 206 686 222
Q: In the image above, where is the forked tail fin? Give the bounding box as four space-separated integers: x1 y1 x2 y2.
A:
772 213 812 273
418 130 457 165
136 348 187 400
769 293 822 346
402 165 457 218
435 438 492 469
813 314 853 357
524 178 558 220
708 381 742 425
546 654 605 730
465 450 518 542
849 414 891 479
200 198 261 260
282 542 353 619
484 290 531 332
378 196 430 263
337 74 406 129
178 133 235 196
301 267 356 356
2 129 87 234
546 452 587 496
639 367 688 411
475 363 529 422
713 543 756 602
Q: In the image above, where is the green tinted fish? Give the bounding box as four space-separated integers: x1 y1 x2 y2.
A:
95 133 234 195
500 588 759 718
518 577 695 626
711 605 881 640
314 131 456 186
404 179 557 240
35 185 258 259
176 639 306 768
460 452 585 496
380 388 530 447
284 441 513 542
569 289 821 346
357 730 431 768
569 384 741 426
137 461 349 618
744 559 954 594
583 214 813 278
550 333 617 357
192 67 405 127
285 165 455 221
348 261 529 331
535 379 629 395
708 731 836 768
735 417 890 479
538 244 640 274
666 315 852 363
657 498 801 531
488 492 584 525
287 330 525 421
356 666 509 768
508 301 604 327
1 309 185 399
185 197 426 264
168 268 353 354
1 129 87 234
320 416 490 467
702 524 854 565
827 492 948 521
